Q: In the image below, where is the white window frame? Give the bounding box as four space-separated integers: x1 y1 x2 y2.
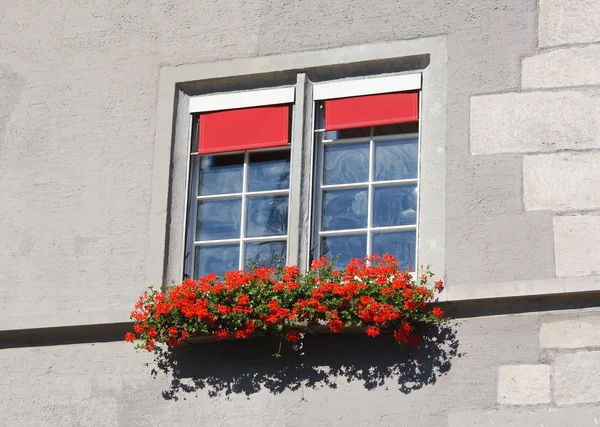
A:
182 86 296 278
309 73 422 268
181 74 425 277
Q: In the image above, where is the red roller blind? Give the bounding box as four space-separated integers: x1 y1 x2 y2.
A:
199 105 290 155
324 92 419 131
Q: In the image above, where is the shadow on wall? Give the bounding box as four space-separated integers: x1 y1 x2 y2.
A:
150 322 459 399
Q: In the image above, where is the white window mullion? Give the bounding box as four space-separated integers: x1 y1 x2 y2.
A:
245 189 289 198
196 192 243 201
366 127 375 258
243 235 288 243
320 228 368 237
371 178 418 188
196 189 289 201
314 117 326 260
415 90 423 271
195 238 241 246
321 182 369 191
183 118 199 279
239 151 249 270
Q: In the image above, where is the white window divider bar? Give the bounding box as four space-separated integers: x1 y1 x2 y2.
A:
196 189 289 201
194 235 288 246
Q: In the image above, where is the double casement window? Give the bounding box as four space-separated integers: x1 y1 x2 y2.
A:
183 74 421 279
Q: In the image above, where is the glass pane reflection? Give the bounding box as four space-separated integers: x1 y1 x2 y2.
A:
320 234 367 269
199 154 244 196
244 241 287 269
246 196 289 238
372 231 416 270
375 138 418 181
195 244 240 278
322 189 368 231
324 143 369 185
248 150 290 192
373 185 417 227
196 199 242 241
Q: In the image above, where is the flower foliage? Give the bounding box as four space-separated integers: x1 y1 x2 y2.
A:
126 254 445 353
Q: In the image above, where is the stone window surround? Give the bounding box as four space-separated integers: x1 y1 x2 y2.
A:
150 38 448 294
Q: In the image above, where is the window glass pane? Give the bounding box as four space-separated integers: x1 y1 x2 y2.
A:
372 231 416 270
196 199 242 241
199 153 244 196
244 241 287 269
247 150 290 192
321 234 367 269
323 143 369 185
373 185 417 227
195 244 240 278
375 138 418 181
322 188 368 231
246 195 289 238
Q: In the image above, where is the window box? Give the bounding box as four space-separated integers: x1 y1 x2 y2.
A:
126 255 445 355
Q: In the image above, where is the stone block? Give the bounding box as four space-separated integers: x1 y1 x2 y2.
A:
553 216 600 277
524 152 600 211
539 0 600 47
553 351 600 405
541 316 600 349
497 364 551 405
471 92 599 155
445 212 555 285
522 45 600 89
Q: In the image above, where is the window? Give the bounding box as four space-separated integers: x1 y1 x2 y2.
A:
312 121 419 270
311 85 421 271
182 74 422 278
183 88 295 278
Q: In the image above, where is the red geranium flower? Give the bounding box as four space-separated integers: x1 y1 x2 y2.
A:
432 307 444 318
215 329 229 340
286 329 300 343
366 325 380 337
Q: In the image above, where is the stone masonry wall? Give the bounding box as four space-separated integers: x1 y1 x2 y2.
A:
470 0 600 282
447 310 600 426
2 0 600 425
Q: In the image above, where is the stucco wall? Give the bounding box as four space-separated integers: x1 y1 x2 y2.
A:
4 0 600 425
4 306 600 427
0 312 545 426
0 0 538 325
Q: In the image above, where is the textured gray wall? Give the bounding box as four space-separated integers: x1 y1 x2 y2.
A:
0 0 554 425
0 314 540 427
0 0 539 322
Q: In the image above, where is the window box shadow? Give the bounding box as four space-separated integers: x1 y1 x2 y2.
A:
151 321 459 399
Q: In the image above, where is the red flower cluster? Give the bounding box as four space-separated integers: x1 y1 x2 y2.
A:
393 321 421 346
357 296 401 323
286 329 301 343
126 255 445 354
